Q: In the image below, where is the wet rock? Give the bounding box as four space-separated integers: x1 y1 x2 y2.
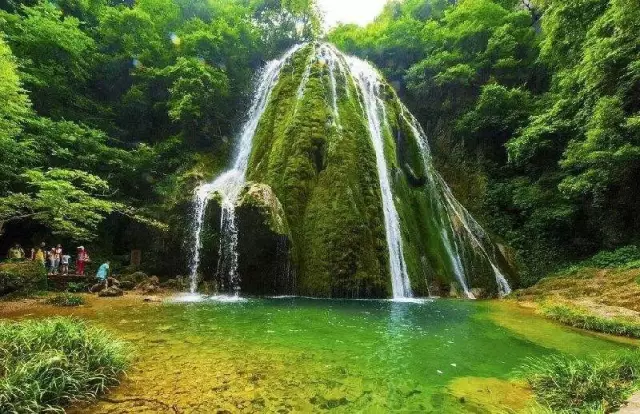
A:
470 288 486 299
161 276 188 291
135 275 161 294
120 271 149 284
120 280 136 290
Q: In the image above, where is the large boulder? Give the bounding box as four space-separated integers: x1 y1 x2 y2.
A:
135 275 160 294
198 182 294 296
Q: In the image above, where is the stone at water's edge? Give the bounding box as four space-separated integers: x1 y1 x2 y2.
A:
199 183 294 295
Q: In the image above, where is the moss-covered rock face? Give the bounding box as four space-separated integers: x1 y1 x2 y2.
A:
247 44 390 298
196 42 516 298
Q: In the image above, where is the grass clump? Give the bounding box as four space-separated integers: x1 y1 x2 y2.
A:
0 317 130 413
521 351 640 413
46 293 85 307
541 303 640 338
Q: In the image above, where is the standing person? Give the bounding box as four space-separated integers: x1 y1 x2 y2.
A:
96 261 110 288
53 244 62 274
16 244 25 260
76 246 89 276
34 243 46 266
48 247 57 275
60 252 71 275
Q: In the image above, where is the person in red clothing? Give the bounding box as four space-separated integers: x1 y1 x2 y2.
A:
76 246 90 276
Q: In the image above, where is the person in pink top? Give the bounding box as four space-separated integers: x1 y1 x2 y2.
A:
76 246 89 276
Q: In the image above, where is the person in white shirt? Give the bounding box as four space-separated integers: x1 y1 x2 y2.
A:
61 253 71 275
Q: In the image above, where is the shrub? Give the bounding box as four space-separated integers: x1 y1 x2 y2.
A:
589 246 640 268
46 293 85 307
0 261 47 296
66 281 89 293
0 318 130 413
520 351 640 413
541 303 640 338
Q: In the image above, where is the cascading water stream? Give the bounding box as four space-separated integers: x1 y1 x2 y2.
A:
188 45 302 294
400 108 512 297
345 56 414 299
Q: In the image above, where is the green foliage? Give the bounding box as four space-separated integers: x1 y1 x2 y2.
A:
587 246 640 269
0 260 46 296
0 2 97 118
0 0 323 255
0 37 29 142
46 293 85 307
520 351 640 413
0 317 130 413
66 281 89 293
541 303 640 338
556 246 640 277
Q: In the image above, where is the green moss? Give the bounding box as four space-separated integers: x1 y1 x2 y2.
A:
247 44 390 297
238 183 290 235
239 44 514 298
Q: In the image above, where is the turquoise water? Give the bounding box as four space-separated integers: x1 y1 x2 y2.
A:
53 297 632 412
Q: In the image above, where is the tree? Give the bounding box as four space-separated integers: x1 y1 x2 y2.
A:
0 169 114 240
0 2 97 119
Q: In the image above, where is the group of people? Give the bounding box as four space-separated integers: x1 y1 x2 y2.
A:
6 243 90 276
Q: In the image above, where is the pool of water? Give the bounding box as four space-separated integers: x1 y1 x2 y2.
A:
3 296 634 413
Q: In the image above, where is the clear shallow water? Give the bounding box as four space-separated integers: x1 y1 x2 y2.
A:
4 296 632 413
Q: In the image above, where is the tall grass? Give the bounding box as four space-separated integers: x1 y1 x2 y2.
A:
541 303 640 338
0 318 130 413
520 351 640 413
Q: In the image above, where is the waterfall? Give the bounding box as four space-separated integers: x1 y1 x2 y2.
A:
400 108 512 297
188 42 511 299
345 56 414 299
188 45 302 294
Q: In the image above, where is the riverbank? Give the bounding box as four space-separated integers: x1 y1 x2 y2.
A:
513 266 640 337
